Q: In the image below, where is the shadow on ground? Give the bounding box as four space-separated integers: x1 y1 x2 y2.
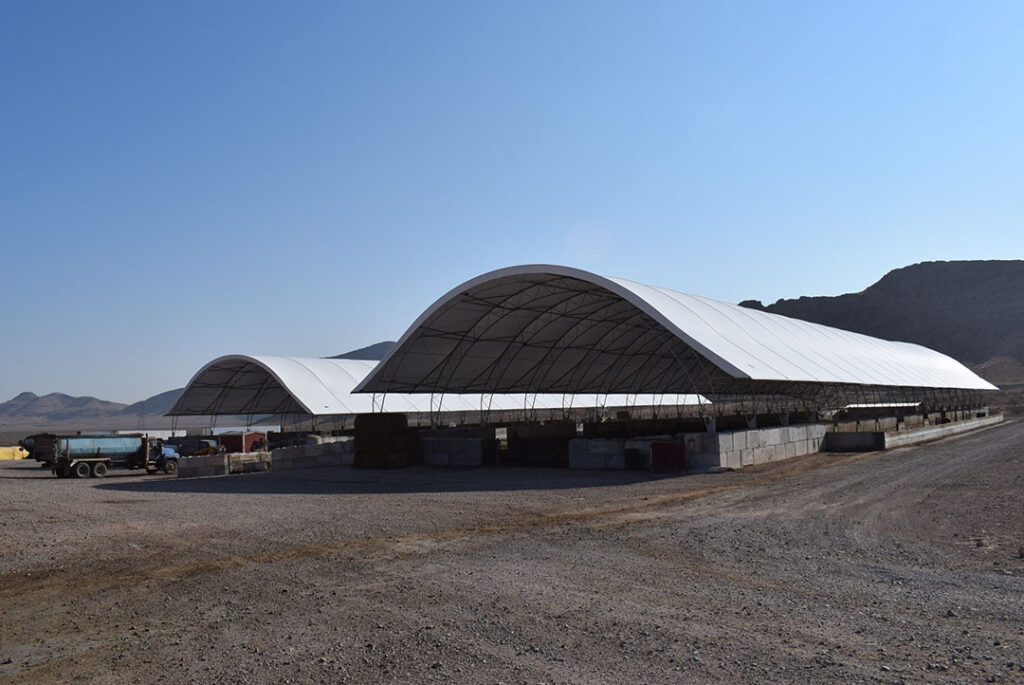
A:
83 464 689 496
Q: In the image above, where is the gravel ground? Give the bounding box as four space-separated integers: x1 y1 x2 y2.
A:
1 420 1022 684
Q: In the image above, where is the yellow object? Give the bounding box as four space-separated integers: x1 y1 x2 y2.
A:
0 446 28 460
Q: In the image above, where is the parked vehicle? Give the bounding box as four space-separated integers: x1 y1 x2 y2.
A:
19 434 179 478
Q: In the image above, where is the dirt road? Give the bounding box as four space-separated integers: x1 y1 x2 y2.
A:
2 420 1022 683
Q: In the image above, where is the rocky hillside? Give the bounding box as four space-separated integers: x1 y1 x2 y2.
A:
0 392 128 424
330 341 395 360
739 260 1024 386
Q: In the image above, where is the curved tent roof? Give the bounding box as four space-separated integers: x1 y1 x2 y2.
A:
168 355 702 417
354 265 997 396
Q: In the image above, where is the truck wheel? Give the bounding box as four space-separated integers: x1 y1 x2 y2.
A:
55 465 70 478
145 466 158 474
161 459 178 475
72 462 91 478
91 462 108 478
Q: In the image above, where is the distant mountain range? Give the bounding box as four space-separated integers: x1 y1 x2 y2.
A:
0 391 128 423
4 260 1022 431
739 260 1024 386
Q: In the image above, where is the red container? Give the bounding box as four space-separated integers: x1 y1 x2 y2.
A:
219 432 266 454
650 441 684 473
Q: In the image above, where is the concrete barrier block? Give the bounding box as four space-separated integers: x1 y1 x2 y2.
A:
605 452 626 469
569 450 607 469
717 433 733 452
683 434 704 455
684 446 718 469
317 453 344 468
591 439 626 455
294 456 317 470
304 444 327 458
723 451 742 469
450 450 483 467
423 452 449 466
732 431 747 450
274 446 302 461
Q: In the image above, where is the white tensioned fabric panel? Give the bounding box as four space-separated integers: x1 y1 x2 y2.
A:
170 356 389 416
168 355 702 416
353 265 997 394
607 276 994 388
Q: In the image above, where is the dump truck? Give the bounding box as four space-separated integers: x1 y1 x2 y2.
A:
19 434 179 478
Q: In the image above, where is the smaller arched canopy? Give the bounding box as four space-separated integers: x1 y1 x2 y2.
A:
353 265 997 399
168 355 702 417
170 356 387 416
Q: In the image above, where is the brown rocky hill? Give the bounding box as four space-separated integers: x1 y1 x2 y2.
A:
739 260 1024 386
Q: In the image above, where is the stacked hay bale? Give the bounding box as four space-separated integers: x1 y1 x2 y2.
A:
354 413 421 469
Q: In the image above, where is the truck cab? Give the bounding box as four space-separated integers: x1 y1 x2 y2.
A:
145 439 179 475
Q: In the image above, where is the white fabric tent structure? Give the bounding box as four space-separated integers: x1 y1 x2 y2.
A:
354 265 996 409
168 355 702 417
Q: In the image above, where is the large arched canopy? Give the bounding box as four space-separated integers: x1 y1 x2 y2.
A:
353 265 996 409
169 355 701 417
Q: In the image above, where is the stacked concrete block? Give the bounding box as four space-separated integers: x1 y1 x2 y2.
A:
883 414 1002 449
315 452 344 468
270 438 354 471
294 455 318 469
228 451 272 474
327 438 355 466
271 448 296 470
177 453 229 478
568 439 627 469
422 448 449 466
451 438 484 466
420 437 485 467
683 422 828 471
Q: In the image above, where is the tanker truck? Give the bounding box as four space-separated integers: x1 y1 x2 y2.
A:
19 434 179 478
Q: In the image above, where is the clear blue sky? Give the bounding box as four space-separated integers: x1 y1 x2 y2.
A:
2 1 1023 403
